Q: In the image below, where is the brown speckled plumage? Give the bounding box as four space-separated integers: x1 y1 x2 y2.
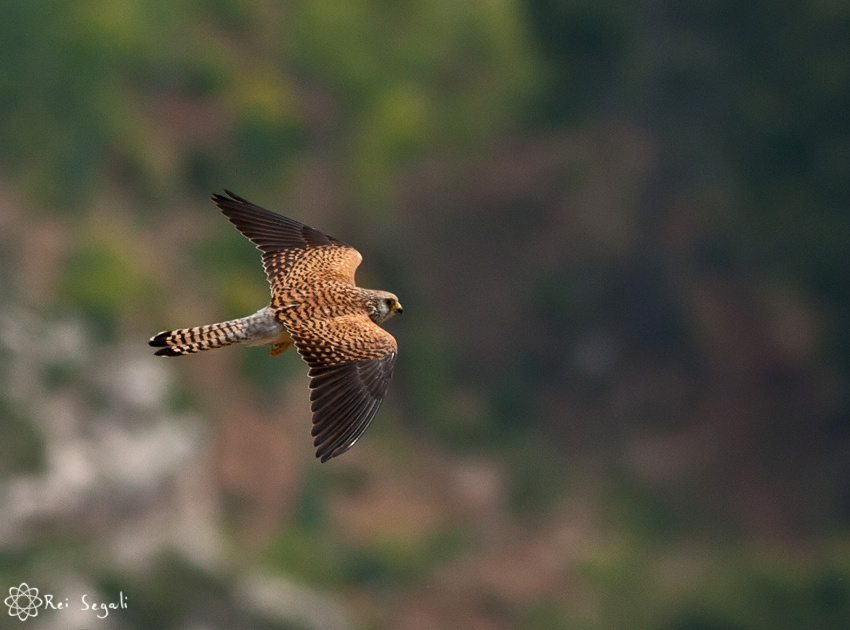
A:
150 191 401 462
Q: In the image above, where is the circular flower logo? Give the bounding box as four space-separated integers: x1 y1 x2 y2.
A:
5 583 43 621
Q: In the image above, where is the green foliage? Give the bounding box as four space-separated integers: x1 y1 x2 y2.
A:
238 348 300 398
603 475 679 543
263 467 343 587
264 467 472 590
574 540 850 630
665 548 850 630
192 231 269 319
1 0 539 209
506 443 570 519
286 0 538 201
0 3 112 207
343 525 471 587
265 524 345 588
580 541 664 630
0 396 45 475
58 228 160 332
266 520 472 591
0 548 34 587
99 556 244 630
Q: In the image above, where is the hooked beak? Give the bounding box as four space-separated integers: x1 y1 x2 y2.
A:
394 303 403 314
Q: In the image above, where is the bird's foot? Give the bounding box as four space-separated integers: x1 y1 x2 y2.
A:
268 342 290 357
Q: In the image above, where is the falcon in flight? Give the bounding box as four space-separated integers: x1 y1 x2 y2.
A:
150 191 402 462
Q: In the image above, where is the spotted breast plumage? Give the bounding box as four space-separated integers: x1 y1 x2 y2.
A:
149 191 402 462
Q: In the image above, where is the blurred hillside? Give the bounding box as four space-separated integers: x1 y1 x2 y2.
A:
1 1 849 629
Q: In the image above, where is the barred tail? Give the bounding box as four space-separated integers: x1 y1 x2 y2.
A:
149 319 248 356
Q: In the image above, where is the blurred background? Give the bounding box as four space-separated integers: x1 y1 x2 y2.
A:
1 1 849 628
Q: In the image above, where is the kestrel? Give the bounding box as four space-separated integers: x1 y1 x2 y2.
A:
149 191 402 462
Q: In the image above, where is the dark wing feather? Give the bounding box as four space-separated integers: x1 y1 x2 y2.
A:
212 190 341 250
286 313 398 462
211 191 360 300
306 353 397 462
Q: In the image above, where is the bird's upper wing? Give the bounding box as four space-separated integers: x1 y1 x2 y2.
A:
283 311 398 462
212 191 363 304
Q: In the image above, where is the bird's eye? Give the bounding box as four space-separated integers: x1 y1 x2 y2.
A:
385 298 394 307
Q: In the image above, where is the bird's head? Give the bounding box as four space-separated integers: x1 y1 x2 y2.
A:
364 290 403 324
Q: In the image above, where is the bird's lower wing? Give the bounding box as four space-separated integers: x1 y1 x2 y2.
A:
283 313 398 462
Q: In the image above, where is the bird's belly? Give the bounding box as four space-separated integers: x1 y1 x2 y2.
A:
242 307 292 347
245 328 292 347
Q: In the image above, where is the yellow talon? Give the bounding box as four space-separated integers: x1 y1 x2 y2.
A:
268 342 289 357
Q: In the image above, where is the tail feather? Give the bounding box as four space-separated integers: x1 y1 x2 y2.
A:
149 319 248 356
